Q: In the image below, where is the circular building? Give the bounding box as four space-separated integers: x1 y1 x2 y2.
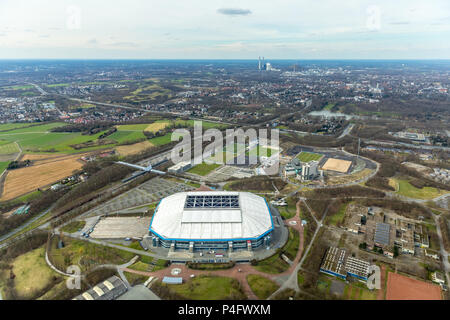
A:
149 191 274 252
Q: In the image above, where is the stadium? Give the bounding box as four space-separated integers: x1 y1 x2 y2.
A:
149 191 274 252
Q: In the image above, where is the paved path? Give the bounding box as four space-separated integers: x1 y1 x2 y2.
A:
268 200 328 299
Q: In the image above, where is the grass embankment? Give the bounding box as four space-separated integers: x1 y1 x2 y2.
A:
60 221 86 233
48 237 135 273
254 228 300 274
247 274 280 299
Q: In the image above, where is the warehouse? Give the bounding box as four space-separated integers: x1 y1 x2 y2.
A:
320 247 371 282
149 191 274 252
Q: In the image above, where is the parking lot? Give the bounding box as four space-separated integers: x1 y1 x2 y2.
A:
85 177 196 217
90 216 152 239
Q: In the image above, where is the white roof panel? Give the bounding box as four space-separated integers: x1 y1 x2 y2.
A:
151 191 273 240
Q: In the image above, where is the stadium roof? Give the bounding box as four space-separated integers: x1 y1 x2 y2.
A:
150 191 273 241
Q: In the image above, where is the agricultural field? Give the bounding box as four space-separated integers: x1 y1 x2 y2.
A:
187 163 221 176
0 142 20 154
115 141 154 156
247 274 280 299
0 154 84 201
144 121 169 133
0 122 118 154
394 179 448 200
165 275 246 300
297 152 323 162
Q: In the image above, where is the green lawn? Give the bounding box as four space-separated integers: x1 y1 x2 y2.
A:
187 163 221 176
297 152 323 163
167 275 246 300
247 274 280 299
396 179 447 200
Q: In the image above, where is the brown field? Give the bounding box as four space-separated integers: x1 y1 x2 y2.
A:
21 153 89 165
1 154 84 201
115 141 154 156
386 272 442 300
144 122 169 133
322 158 352 173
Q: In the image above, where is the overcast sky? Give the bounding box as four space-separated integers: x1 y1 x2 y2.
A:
0 0 449 59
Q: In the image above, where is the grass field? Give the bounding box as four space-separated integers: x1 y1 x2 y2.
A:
1 154 84 201
149 133 173 146
297 152 323 162
167 275 246 300
395 179 447 200
11 246 61 299
187 163 221 176
246 274 280 299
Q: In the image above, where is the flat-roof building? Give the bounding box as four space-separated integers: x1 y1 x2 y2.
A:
320 247 370 282
150 191 274 252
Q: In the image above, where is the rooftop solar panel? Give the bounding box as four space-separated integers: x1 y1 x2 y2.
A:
184 195 240 209
374 222 391 246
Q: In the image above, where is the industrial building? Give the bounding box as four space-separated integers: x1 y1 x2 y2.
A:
168 161 192 174
320 247 370 282
73 276 127 300
149 191 274 252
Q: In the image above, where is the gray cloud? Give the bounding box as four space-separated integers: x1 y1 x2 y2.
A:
217 8 252 16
